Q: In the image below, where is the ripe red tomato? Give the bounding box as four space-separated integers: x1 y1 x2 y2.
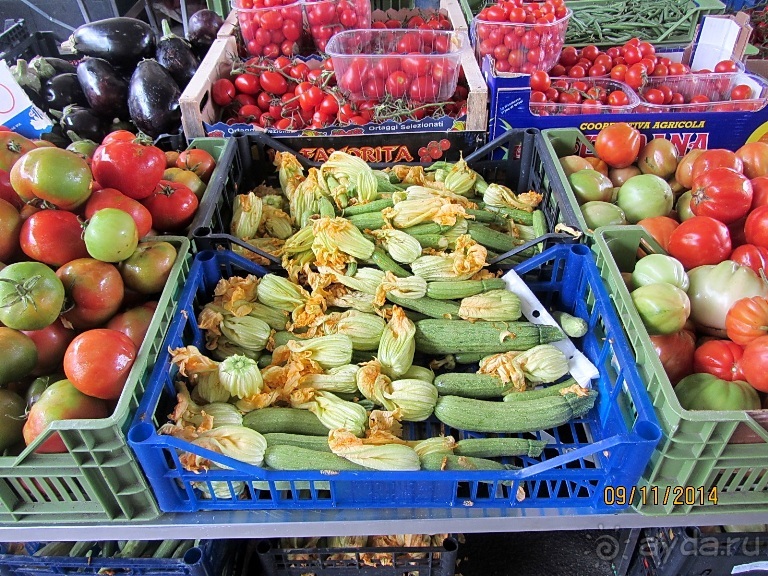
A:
623 63 646 90
84 188 153 239
726 296 768 346
667 216 732 269
529 70 551 92
650 329 696 385
637 216 679 252
745 205 768 249
63 329 136 400
21 318 76 376
751 176 768 209
693 339 745 381
690 149 744 183
690 167 753 225
714 59 739 73
176 149 216 183
92 141 166 200
595 123 641 168
56 258 124 330
0 132 37 172
212 78 236 106
409 76 440 102
19 210 89 267
741 335 768 392
730 244 768 276
385 71 410 98
106 302 157 349
141 180 199 233
260 71 289 95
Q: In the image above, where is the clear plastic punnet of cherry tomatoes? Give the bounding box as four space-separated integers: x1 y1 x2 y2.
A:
235 0 307 57
211 54 469 131
304 0 372 52
528 71 639 116
635 72 767 113
371 12 453 31
471 0 571 73
326 29 468 104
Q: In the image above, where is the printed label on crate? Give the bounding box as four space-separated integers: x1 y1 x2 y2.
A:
0 61 53 138
484 61 768 154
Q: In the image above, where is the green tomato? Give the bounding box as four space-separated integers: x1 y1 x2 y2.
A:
676 191 694 221
580 201 626 230
632 254 690 292
675 373 760 411
631 282 691 335
568 169 614 205
0 389 26 452
0 261 65 330
10 148 93 210
84 208 139 263
616 174 674 224
0 328 37 385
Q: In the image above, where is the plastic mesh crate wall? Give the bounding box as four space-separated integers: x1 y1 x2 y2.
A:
0 19 59 64
128 243 660 512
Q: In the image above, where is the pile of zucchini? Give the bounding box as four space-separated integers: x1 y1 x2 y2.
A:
30 540 198 559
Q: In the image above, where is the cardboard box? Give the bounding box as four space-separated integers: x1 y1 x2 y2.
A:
0 61 53 138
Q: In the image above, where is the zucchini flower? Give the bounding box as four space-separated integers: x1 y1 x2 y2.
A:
443 157 478 196
193 403 243 428
325 310 386 351
479 344 569 393
370 228 422 264
274 151 305 200
459 289 522 322
180 425 267 471
368 409 403 438
257 274 310 313
286 334 353 369
401 364 435 383
292 390 367 436
213 275 260 317
220 315 272 351
374 272 427 307
483 183 543 212
261 193 288 211
328 429 420 470
299 364 360 394
384 379 438 421
231 192 263 239
233 239 285 268
195 372 231 403
218 355 264 398
245 303 288 331
327 267 385 296
170 346 230 403
404 185 477 208
382 197 469 229
410 235 487 281
373 170 404 193
321 151 378 204
356 360 395 409
389 165 430 186
312 217 376 271
411 436 456 458
261 205 294 240
378 306 416 378
327 290 378 314
208 336 263 361
195 480 246 500
291 168 323 228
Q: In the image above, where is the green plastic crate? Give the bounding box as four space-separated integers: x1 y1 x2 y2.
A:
0 237 191 524
540 128 592 239
460 0 724 47
592 225 768 516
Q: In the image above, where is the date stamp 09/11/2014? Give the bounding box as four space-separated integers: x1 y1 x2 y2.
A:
603 485 719 507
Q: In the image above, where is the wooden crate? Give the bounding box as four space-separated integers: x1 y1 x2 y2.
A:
182 0 486 138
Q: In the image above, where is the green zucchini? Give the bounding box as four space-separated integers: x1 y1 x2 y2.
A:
365 246 410 277
484 205 535 225
427 278 507 300
68 541 97 557
243 407 329 436
264 433 332 452
466 209 506 225
265 445 367 470
453 352 487 364
420 452 506 471
386 293 461 320
348 212 386 230
152 540 183 559
115 540 149 558
434 390 598 433
502 379 576 402
454 438 547 458
342 198 394 216
434 373 513 398
467 221 522 252
410 233 449 250
171 541 195 559
414 319 564 355
271 331 301 349
34 542 75 557
552 311 589 338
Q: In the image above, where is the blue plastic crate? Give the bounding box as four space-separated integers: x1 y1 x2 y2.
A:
128 244 661 513
0 541 235 576
723 0 765 9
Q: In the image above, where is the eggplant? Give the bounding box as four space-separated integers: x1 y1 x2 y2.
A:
128 60 181 138
59 105 107 143
156 20 199 90
186 9 224 56
43 73 88 111
30 56 77 81
69 18 155 66
77 58 129 119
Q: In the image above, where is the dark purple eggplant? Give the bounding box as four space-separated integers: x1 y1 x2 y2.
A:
156 20 199 89
43 74 88 111
77 58 129 119
186 9 224 55
128 60 181 138
30 56 77 81
60 105 107 143
69 18 155 66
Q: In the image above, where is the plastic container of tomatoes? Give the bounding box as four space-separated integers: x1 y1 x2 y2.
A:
326 28 469 102
232 0 306 57
531 77 640 116
304 0 372 52
634 71 768 113
471 8 571 74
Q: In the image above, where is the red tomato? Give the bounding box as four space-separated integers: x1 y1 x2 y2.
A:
92 142 166 200
693 339 745 381
106 302 157 350
730 244 768 276
260 71 289 95
690 167 753 225
409 76 440 102
212 78 236 106
667 216 732 269
751 176 768 209
714 59 739 73
595 123 641 168
650 329 696 385
736 142 768 179
623 63 646 90
84 188 153 239
141 180 199 233
21 318 76 376
176 149 216 183
63 329 136 400
101 131 136 146
402 55 431 77
0 197 20 261
385 71 410 98
726 296 768 346
745 205 768 249
529 70 551 92
0 132 37 172
56 258 124 330
637 216 679 252
690 149 744 182
20 210 88 267
741 335 768 392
